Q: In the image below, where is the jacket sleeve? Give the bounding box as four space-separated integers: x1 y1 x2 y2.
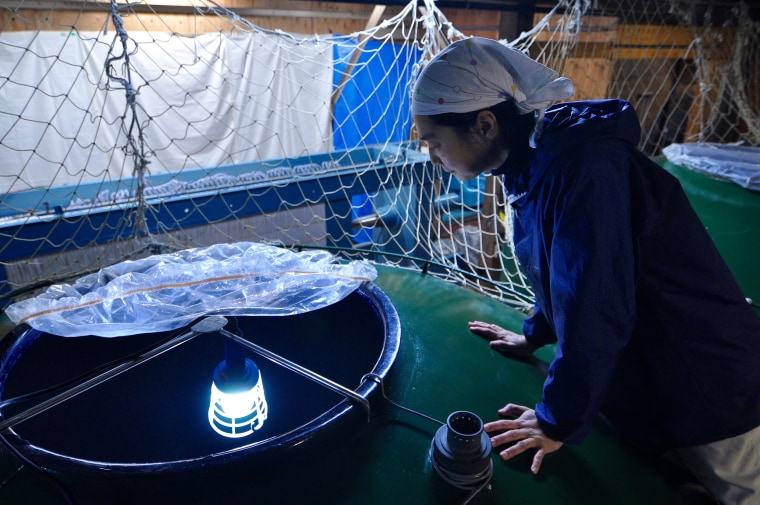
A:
533 144 638 444
523 304 558 346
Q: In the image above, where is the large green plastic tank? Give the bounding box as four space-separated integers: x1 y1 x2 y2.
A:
0 266 679 504
658 146 760 315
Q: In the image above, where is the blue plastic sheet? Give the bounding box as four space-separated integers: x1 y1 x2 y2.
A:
331 36 421 150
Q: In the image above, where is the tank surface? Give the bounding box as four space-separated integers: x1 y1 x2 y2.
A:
0 266 682 504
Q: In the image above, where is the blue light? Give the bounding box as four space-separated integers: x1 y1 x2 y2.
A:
208 356 268 438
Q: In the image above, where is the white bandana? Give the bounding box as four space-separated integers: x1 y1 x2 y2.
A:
411 37 574 116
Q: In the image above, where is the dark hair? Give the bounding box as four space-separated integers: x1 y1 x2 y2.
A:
426 99 535 148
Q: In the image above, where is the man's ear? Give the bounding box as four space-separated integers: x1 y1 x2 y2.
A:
475 110 499 139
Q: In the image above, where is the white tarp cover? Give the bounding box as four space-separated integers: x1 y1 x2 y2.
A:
6 242 377 338
0 30 333 195
662 142 760 192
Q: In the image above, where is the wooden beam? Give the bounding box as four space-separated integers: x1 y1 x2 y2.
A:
533 13 619 44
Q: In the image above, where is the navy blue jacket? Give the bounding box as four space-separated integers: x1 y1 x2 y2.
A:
495 99 760 450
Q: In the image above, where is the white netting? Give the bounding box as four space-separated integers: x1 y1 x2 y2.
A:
1 0 758 311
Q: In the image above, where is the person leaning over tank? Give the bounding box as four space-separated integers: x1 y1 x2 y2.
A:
411 36 760 505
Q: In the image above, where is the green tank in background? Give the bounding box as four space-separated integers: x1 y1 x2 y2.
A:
659 142 760 315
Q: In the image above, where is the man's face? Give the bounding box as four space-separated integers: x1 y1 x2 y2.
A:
414 114 498 182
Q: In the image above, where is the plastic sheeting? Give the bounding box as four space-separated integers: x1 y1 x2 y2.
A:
662 142 760 192
331 37 420 151
5 243 377 338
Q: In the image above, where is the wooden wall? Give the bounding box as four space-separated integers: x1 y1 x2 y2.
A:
0 1 499 38
532 11 758 147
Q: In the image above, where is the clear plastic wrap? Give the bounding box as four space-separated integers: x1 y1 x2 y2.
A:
6 242 377 338
662 142 760 191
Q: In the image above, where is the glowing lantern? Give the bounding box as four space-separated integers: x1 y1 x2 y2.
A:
208 341 268 438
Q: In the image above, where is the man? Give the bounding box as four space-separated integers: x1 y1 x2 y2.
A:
412 37 760 504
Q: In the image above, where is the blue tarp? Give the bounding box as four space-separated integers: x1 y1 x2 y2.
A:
332 37 421 150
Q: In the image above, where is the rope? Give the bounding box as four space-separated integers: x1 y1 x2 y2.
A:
107 0 152 239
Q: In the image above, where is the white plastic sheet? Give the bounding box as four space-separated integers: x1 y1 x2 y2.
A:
0 30 333 195
6 242 377 338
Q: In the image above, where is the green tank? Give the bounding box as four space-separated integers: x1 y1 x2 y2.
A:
658 149 760 315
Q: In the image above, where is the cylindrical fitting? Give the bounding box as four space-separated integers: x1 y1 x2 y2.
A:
430 410 492 485
446 411 485 455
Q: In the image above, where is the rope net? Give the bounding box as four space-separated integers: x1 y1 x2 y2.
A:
1 0 758 310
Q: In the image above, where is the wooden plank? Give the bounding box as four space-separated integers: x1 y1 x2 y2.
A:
445 8 499 39
534 19 732 61
617 24 694 47
0 8 109 32
0 2 390 35
683 60 719 142
612 25 731 60
612 58 675 148
535 41 614 60
750 52 760 119
533 13 618 44
613 24 699 60
561 58 612 100
679 83 702 143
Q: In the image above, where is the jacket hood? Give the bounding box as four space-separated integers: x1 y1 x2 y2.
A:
542 99 642 149
495 99 642 203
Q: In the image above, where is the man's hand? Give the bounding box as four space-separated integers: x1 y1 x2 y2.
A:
484 404 563 474
468 321 537 358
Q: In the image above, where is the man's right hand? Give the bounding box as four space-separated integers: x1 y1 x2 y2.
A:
468 321 538 359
